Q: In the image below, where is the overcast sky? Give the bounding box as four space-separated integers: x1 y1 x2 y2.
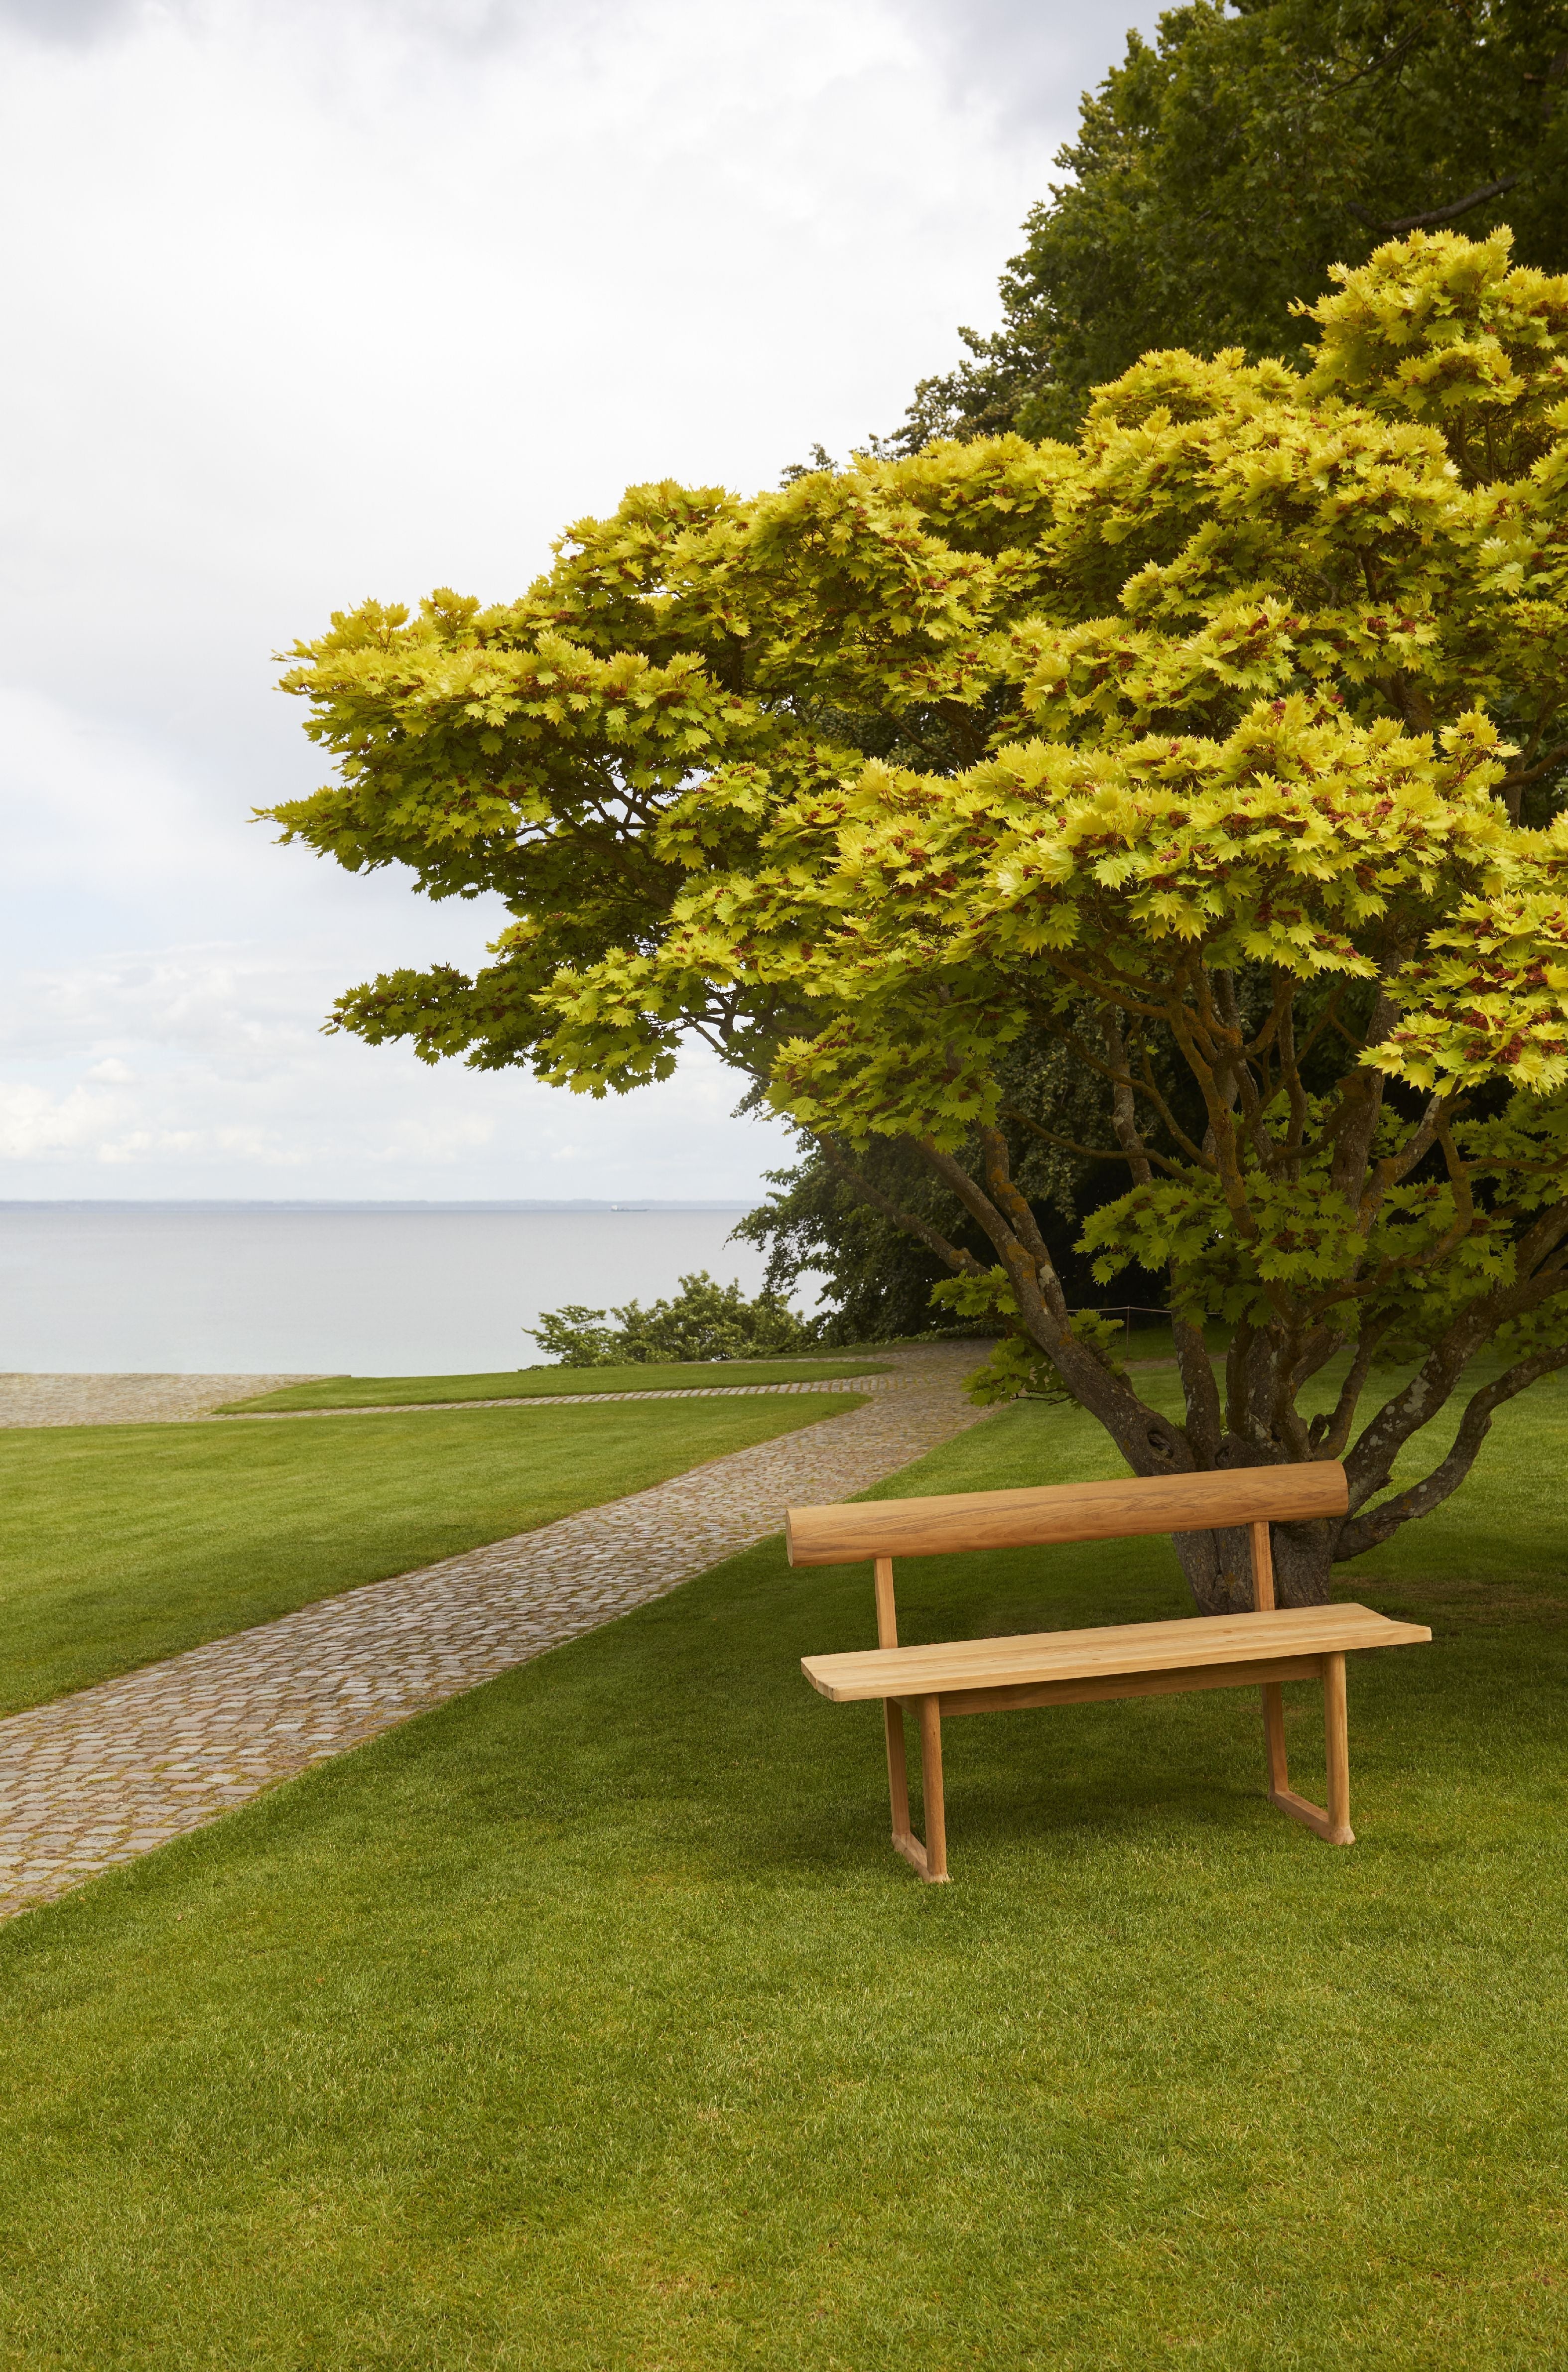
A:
1 0 1158 1202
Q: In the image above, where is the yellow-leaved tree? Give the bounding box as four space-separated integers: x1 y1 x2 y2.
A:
269 230 1568 1610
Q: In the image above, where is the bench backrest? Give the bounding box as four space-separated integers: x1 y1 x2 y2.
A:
785 1462 1348 1570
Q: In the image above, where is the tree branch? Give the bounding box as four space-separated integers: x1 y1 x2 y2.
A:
1309 1324 1388 1461
1347 174 1521 236
999 1103 1184 1175
1048 1021 1213 1169
1100 1007 1155 1188
1037 953 1167 1023
812 1133 987 1279
1099 1009 1225 1459
1337 1341 1568 1559
917 1132 1196 1474
1498 738 1568 821
1343 1217 1568 1504
1295 979 1350 1070
1318 23 1423 99
1327 990 1397 1210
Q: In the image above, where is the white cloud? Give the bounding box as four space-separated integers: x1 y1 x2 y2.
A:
0 0 1157 1201
0 935 788 1193
0 1079 129 1159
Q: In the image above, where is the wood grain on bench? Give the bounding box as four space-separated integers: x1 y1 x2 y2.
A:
786 1462 1348 1567
803 1603 1428 1702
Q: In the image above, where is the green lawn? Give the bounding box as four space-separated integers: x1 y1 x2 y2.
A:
0 1392 862 1717
0 1380 1564 2365
220 1356 892 1413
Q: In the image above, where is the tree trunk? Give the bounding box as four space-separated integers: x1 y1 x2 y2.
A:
1171 1519 1336 1615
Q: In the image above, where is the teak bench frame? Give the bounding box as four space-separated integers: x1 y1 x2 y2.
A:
788 1464 1431 1882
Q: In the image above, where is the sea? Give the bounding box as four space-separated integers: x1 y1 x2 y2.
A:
0 1202 786 1376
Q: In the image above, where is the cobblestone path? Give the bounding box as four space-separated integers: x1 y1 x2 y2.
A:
219 1373 903 1419
0 1344 992 1919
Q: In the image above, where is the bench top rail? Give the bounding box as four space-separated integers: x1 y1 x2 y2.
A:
785 1462 1349 1570
802 1602 1429 1702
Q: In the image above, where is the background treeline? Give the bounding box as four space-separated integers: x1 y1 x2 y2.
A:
900 0 1568 447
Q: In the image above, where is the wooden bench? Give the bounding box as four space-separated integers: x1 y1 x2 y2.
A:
788 1465 1430 1882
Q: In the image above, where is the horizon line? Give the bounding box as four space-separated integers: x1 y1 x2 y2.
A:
0 1196 759 1210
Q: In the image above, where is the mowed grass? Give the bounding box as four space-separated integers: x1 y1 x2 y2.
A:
0 1383 1565 2366
221 1357 891 1413
0 1393 863 1717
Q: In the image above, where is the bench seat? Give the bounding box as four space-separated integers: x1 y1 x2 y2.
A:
803 1602 1429 1706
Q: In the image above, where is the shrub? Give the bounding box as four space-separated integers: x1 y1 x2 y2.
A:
524 1272 818 1367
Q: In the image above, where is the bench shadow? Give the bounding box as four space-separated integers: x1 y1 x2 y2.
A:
722 1689 1316 1886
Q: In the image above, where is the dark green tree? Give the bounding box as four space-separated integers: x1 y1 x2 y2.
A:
733 1036 1157 1343
899 0 1568 447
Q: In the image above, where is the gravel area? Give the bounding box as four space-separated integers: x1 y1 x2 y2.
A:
0 1342 994 1919
0 1374 331 1428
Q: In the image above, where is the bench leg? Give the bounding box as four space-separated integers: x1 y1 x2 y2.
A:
887 1696 951 1883
1264 1658 1356 1846
1322 1652 1354 1845
884 1701 911 1847
917 1696 948 1881
1261 1681 1289 1795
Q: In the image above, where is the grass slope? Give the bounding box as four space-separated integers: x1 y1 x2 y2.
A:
0 1393 862 1717
220 1358 891 1414
0 1384 1564 2365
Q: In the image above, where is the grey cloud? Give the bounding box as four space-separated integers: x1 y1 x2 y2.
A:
2 0 1156 88
887 0 1163 138
0 0 145 40
0 0 620 55
372 0 630 60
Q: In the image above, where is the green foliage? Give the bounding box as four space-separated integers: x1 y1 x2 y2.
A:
523 1304 622 1366
928 1268 1130 1405
270 230 1568 1595
731 1036 1123 1340
523 1271 818 1366
732 1140 973 1344
898 0 1568 447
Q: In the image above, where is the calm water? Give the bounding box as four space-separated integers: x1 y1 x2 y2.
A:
0 1204 779 1374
